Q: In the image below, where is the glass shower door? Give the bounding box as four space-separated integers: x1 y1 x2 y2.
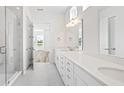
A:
6 6 22 85
0 6 6 85
0 6 22 86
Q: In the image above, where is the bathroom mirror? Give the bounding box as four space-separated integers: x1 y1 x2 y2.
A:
99 6 124 58
78 19 83 50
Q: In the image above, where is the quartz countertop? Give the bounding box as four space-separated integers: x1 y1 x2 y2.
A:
57 51 124 86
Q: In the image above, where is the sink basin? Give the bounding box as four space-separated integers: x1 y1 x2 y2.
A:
98 67 124 82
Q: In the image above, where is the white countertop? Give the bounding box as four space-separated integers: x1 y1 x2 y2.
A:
57 51 124 86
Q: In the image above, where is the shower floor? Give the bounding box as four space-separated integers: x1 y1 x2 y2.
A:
0 63 18 85
0 73 14 85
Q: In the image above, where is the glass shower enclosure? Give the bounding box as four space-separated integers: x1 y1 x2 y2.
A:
0 6 23 86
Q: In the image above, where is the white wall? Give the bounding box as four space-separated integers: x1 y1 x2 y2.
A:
23 7 33 73
99 7 124 58
32 13 66 63
82 7 99 55
82 6 124 66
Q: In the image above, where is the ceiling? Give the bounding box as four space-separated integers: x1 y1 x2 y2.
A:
29 6 68 15
28 6 68 24
7 6 23 18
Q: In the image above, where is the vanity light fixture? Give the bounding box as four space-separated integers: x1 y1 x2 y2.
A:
66 17 81 27
66 6 81 28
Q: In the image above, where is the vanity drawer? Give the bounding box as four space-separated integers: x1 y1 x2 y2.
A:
66 66 73 78
66 58 73 69
66 59 73 76
60 56 65 65
65 67 74 85
74 65 102 86
66 67 73 74
59 66 66 82
61 72 66 82
60 56 65 61
65 73 74 86
66 73 73 80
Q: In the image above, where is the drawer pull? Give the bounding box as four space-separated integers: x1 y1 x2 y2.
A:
67 68 70 72
67 62 70 65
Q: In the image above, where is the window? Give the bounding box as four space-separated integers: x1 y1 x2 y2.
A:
33 30 45 50
36 35 44 46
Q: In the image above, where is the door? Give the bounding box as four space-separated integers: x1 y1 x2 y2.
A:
6 8 16 74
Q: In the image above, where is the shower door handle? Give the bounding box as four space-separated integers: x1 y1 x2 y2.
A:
0 46 6 54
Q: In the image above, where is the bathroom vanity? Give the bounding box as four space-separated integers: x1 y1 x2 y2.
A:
55 50 124 86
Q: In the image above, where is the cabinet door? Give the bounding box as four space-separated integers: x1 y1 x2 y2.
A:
74 65 102 86
74 71 87 86
76 76 87 86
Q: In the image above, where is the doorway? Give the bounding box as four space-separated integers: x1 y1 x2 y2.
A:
33 24 51 68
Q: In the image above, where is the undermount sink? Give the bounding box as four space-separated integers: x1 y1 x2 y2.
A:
98 67 124 82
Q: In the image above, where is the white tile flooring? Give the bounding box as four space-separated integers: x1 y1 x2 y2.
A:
12 63 64 86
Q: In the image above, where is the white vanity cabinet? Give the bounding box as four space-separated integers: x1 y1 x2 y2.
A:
74 65 103 86
56 56 65 83
55 56 60 70
74 74 87 86
65 58 74 86
55 55 74 86
55 54 103 86
59 56 66 84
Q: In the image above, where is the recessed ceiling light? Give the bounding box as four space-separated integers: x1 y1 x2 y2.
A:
37 8 44 11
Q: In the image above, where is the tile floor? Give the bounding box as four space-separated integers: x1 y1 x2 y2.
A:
12 63 64 86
